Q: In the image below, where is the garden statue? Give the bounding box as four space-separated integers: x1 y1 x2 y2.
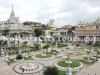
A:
25 52 29 58
1 50 5 56
18 50 22 54
5 54 9 62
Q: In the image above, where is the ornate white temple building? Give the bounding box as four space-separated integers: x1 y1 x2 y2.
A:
0 5 33 38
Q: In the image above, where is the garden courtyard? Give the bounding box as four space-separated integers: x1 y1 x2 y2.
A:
0 43 100 75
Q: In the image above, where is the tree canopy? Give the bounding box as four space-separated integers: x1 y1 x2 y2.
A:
71 26 75 30
34 43 40 50
43 66 59 75
22 41 28 50
34 28 42 37
76 43 80 47
43 43 50 53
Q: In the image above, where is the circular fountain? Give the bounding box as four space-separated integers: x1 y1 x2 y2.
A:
13 61 44 74
65 55 72 64
65 60 72 64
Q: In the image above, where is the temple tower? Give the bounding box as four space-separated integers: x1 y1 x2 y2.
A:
10 4 15 18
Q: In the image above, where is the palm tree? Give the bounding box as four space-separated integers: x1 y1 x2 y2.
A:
43 66 59 75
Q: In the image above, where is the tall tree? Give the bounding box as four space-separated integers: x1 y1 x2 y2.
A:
34 43 40 51
71 26 75 30
22 41 28 50
43 44 50 53
34 28 42 42
51 41 56 50
43 66 59 75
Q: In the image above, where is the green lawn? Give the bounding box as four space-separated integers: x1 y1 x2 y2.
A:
24 56 32 60
35 54 52 58
94 50 98 53
46 52 57 55
58 60 80 68
77 60 95 66
59 70 66 75
9 58 15 64
58 70 76 75
78 48 84 49
9 56 33 64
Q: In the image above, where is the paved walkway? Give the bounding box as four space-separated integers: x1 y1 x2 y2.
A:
76 60 100 75
0 57 16 75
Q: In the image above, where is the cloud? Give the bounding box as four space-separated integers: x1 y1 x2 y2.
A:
78 0 100 7
0 0 100 27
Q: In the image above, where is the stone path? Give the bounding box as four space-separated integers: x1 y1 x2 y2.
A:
0 57 16 75
76 60 100 75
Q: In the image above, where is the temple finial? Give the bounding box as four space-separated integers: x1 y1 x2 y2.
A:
12 4 13 11
98 17 99 20
10 4 15 18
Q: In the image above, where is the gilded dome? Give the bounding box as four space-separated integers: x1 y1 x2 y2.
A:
47 23 56 28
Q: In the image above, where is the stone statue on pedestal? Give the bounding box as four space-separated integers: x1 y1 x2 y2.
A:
1 49 5 56
5 53 9 62
25 52 29 58
18 50 22 54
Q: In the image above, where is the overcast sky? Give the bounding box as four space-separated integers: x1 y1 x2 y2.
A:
0 0 100 27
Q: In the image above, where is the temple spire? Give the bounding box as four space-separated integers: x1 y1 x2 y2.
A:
12 4 13 11
98 17 99 20
10 4 15 18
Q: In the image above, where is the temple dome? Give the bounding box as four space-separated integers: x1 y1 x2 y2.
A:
93 17 100 26
47 23 56 27
47 23 56 31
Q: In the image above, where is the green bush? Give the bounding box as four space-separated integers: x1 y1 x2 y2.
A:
76 43 80 47
87 42 92 46
8 52 12 55
93 43 100 47
0 40 7 45
16 54 23 60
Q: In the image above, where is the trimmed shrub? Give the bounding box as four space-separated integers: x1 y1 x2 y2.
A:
16 54 23 60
